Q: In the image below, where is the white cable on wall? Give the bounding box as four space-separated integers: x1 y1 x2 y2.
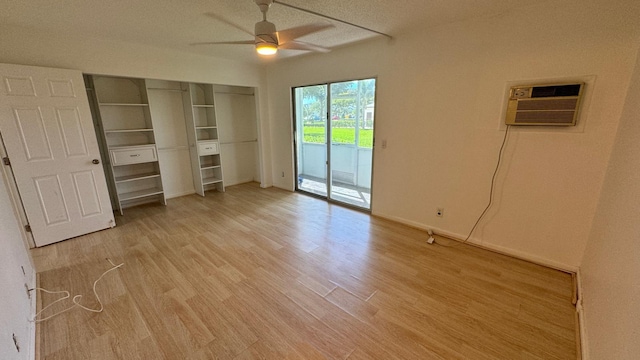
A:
436 125 512 247
30 258 124 323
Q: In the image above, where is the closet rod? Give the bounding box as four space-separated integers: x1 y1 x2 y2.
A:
220 139 257 145
147 88 186 92
215 92 255 96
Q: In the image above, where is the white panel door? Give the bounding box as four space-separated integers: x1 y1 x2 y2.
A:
0 63 114 246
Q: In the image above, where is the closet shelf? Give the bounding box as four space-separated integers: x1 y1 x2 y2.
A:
184 82 225 196
201 165 221 170
99 103 149 107
202 177 223 185
118 188 164 202
90 75 167 215
115 173 160 183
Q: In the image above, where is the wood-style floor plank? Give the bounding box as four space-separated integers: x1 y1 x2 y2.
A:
32 183 577 359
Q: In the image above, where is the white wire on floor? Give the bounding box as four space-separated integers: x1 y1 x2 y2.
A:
30 258 124 323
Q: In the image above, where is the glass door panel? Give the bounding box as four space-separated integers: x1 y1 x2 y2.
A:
294 85 328 197
328 79 375 210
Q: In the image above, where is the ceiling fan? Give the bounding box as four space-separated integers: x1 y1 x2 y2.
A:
193 0 335 56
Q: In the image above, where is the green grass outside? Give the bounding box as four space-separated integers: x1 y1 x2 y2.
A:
303 126 373 148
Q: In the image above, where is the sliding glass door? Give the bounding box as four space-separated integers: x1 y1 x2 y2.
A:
294 84 328 197
294 78 376 210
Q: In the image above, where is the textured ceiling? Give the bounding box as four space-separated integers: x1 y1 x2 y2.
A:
2 0 550 64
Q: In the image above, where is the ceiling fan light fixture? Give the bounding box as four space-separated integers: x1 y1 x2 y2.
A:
256 42 278 55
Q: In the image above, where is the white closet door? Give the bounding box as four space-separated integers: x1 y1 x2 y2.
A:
0 63 114 246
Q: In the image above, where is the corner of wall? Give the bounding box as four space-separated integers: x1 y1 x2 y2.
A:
575 268 589 360
578 42 640 360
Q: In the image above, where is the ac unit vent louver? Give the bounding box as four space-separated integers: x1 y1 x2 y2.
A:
505 83 584 126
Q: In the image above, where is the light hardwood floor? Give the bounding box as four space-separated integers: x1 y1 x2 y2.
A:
32 183 577 359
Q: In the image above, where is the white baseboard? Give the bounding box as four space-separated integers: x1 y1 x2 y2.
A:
575 270 589 360
164 190 196 199
371 212 578 273
272 184 293 192
371 211 587 360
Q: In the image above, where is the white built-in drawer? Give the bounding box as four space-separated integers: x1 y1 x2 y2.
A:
110 145 157 166
197 141 219 156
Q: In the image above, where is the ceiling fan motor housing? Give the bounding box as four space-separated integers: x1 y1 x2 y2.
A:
255 20 278 44
254 0 274 14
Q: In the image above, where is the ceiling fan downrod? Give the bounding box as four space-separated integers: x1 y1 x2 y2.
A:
254 0 274 21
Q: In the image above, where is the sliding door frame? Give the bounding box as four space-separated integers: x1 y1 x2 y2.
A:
292 83 328 200
292 76 378 212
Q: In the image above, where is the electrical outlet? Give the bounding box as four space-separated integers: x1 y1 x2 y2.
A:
281 171 285 177
436 208 444 217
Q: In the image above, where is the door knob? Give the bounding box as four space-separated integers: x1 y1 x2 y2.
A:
92 159 100 164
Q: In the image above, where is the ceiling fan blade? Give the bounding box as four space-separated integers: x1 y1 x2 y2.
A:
277 23 334 43
204 12 254 37
190 40 255 46
279 41 331 53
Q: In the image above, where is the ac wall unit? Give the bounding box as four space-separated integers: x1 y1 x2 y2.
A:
505 83 584 126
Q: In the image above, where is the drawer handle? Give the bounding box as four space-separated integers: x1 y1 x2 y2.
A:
129 154 140 157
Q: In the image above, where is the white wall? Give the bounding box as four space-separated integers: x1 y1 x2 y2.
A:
0 25 273 187
266 0 640 269
580 48 640 359
0 172 36 359
1 2 639 357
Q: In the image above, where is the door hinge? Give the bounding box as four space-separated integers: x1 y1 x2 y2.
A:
24 224 31 233
2 157 10 166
